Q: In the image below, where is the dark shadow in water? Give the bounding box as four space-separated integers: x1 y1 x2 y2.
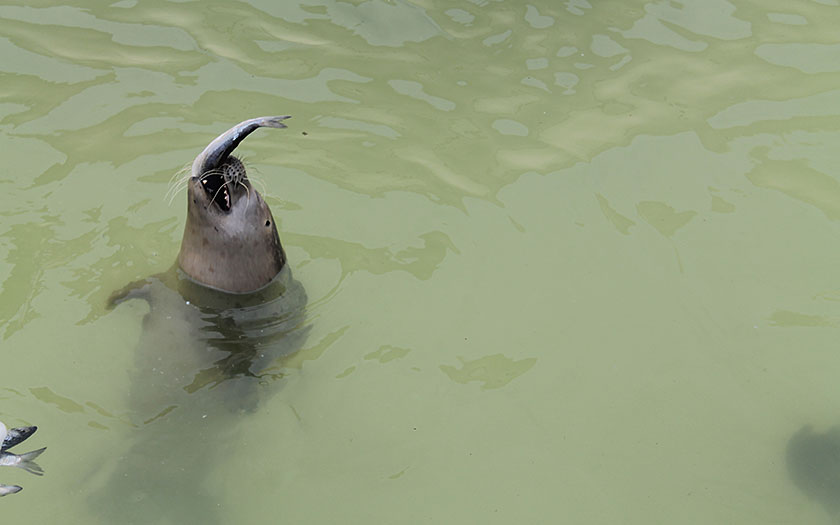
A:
89 264 309 524
787 425 840 522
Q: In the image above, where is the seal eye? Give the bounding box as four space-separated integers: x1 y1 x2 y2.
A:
265 220 270 227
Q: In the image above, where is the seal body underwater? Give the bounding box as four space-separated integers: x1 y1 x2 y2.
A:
96 117 309 524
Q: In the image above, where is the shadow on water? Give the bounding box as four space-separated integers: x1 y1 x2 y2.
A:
90 264 308 524
787 425 840 523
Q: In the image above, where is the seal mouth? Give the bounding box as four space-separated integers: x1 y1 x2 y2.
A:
200 172 232 212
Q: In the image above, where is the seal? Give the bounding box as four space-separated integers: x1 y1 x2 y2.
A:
99 117 310 523
107 114 308 409
178 116 290 293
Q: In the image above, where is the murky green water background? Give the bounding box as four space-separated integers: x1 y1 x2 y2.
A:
2 0 840 522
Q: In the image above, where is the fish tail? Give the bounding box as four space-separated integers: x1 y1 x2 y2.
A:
15 446 46 476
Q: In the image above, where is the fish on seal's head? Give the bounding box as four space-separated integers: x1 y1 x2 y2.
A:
177 116 290 294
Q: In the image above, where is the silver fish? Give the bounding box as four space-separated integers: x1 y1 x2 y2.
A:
0 484 22 497
0 447 46 475
1 421 46 496
2 425 37 451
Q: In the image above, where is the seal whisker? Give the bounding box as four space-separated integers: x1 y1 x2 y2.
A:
166 183 188 205
205 177 227 210
166 164 190 187
236 180 252 206
165 165 193 203
253 177 268 196
248 172 271 200
166 169 192 191
239 159 270 200
166 180 191 205
205 181 230 211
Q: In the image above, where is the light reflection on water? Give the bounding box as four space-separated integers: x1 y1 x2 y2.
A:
2 0 840 522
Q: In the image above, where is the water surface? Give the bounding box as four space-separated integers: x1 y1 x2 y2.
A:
2 0 840 523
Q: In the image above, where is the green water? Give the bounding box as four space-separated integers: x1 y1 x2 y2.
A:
2 0 840 522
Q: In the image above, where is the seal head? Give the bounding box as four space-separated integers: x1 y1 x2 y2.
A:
178 116 290 293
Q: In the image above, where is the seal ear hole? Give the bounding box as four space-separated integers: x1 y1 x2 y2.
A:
265 220 271 227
